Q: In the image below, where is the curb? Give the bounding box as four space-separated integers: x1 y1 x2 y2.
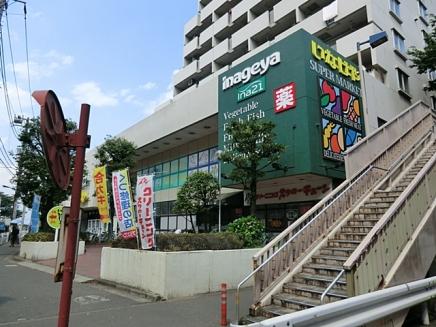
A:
85 278 164 302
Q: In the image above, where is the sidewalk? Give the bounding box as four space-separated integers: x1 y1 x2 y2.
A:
36 243 105 280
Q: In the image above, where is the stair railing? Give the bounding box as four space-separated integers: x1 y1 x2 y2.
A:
235 164 381 322
344 150 436 295
233 102 434 322
320 269 345 304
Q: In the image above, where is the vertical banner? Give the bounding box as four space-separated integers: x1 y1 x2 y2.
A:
112 169 136 239
135 175 155 249
30 194 41 233
93 166 110 223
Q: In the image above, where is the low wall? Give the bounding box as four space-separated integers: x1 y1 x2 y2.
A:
20 241 85 260
101 247 259 299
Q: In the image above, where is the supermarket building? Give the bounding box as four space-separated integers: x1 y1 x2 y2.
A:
82 0 436 234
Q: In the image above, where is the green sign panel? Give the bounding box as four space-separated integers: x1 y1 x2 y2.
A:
218 29 364 185
237 76 266 102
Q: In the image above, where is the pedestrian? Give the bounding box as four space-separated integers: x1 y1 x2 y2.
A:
9 224 19 247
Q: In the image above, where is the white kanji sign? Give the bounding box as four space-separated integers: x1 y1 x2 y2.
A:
273 82 296 113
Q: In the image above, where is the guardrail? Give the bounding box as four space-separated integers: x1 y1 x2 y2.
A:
231 276 436 327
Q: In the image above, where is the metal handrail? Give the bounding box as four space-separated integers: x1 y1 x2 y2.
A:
344 151 436 271
320 269 345 304
235 164 374 322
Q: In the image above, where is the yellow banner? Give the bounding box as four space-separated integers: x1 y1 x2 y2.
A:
47 206 62 230
93 166 110 223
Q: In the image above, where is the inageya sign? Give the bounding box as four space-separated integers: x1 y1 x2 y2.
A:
47 206 63 229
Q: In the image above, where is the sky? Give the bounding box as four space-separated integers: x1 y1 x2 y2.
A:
0 0 198 192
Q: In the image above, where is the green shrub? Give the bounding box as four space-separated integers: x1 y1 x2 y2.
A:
227 216 265 248
111 232 243 251
22 232 55 242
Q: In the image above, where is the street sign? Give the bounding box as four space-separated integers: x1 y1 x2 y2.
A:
32 90 70 190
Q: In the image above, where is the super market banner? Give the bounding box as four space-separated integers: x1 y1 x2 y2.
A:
135 175 155 249
93 166 110 223
112 169 136 239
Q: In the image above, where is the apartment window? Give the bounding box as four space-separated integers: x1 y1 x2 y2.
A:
431 96 436 110
396 68 410 95
390 0 401 18
392 29 406 56
418 0 428 21
428 70 436 81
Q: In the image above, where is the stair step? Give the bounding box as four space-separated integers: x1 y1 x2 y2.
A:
351 213 383 220
363 202 392 208
347 219 379 227
341 225 373 233
284 282 348 301
302 263 344 277
259 305 296 319
374 191 402 197
272 293 320 311
367 196 396 203
328 239 361 249
337 232 367 241
241 314 267 323
359 207 388 214
312 254 348 265
320 246 355 257
292 272 347 291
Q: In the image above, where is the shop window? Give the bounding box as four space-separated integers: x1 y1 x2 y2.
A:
170 159 178 174
170 173 178 188
162 162 170 175
209 147 218 163
198 166 209 173
179 171 188 185
198 150 209 166
188 168 198 176
188 153 198 169
162 175 170 189
154 164 163 174
179 156 188 170
154 177 162 191
210 163 219 179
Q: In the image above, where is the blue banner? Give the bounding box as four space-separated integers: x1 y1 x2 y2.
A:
30 194 41 233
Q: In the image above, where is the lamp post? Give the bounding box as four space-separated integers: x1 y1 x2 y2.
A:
356 31 388 134
216 150 223 233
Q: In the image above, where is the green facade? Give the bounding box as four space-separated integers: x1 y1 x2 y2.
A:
218 29 364 185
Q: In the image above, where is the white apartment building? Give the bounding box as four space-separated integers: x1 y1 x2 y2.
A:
82 0 436 234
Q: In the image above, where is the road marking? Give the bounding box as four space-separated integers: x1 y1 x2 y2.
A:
5 264 18 267
73 295 110 305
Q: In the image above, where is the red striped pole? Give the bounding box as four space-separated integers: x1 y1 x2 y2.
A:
220 283 227 326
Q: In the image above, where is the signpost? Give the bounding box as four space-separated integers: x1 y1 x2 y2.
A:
33 90 90 327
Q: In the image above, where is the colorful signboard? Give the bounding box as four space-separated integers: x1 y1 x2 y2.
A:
218 29 363 184
135 175 155 249
93 166 110 223
30 194 41 233
112 169 136 239
47 205 62 229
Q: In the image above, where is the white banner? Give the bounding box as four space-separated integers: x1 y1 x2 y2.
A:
135 175 155 249
112 169 136 239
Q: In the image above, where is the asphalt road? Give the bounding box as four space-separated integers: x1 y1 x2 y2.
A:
0 244 252 327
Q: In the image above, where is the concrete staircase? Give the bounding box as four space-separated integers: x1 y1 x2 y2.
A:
249 142 436 321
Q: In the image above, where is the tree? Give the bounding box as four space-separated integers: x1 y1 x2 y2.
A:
94 136 137 230
0 192 14 217
13 117 77 231
174 171 219 232
219 118 285 216
408 15 436 91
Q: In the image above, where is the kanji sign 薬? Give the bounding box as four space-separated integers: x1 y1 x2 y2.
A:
93 166 110 223
273 82 296 113
135 175 155 249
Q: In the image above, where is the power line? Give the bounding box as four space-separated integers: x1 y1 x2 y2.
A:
4 5 23 115
23 2 33 116
0 136 15 168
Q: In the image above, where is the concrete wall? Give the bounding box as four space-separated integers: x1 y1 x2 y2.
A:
100 247 259 299
20 241 85 261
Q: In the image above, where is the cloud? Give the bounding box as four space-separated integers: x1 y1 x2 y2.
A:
71 82 118 107
141 82 157 91
143 83 173 116
10 50 74 80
